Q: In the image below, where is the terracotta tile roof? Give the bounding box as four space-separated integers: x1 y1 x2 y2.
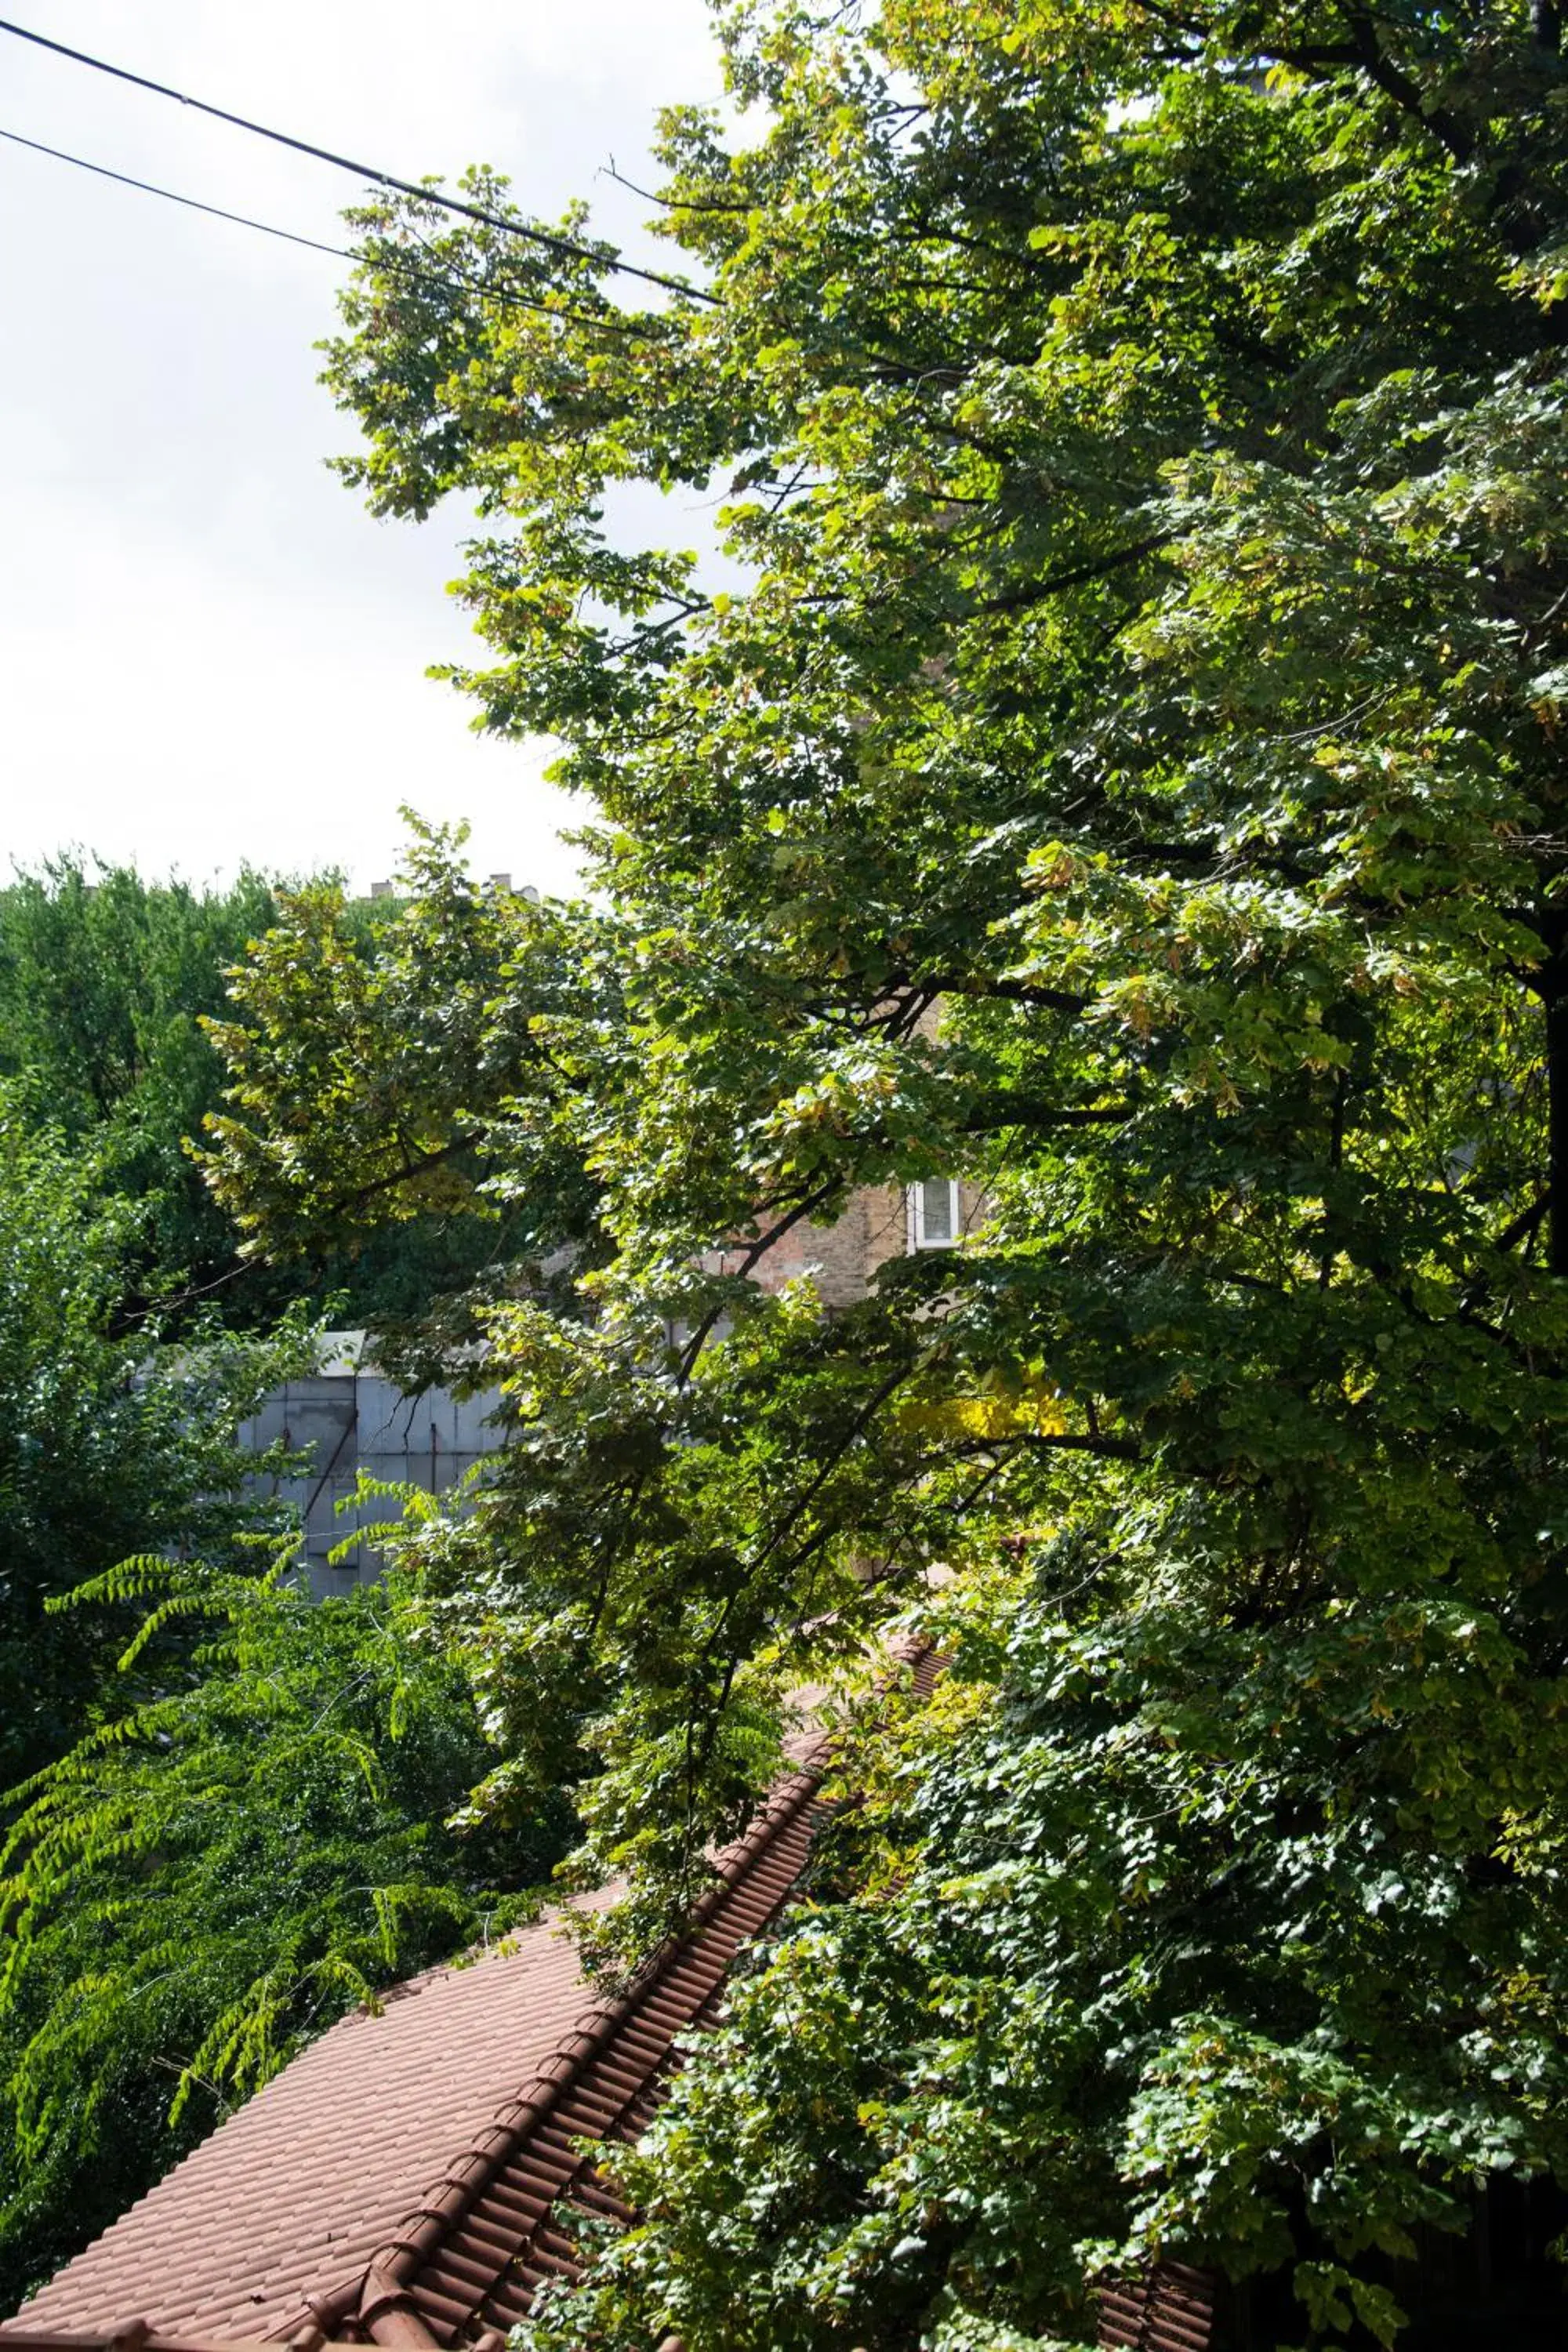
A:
1097 2264 1216 2352
1 1647 1211 2352
1 1756 829 2350
333 1762 829 2350
4 1875 616 2344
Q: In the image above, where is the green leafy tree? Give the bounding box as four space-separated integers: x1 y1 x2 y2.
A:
0 1558 572 2314
201 821 621 1385
0 1083 314 1792
0 1050 574 2314
204 0 1568 2334
0 853 531 1341
0 861 281 1318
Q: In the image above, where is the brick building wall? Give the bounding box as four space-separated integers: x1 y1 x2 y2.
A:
717 1178 985 1310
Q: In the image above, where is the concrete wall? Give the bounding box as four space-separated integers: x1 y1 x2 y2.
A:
240 1334 505 1598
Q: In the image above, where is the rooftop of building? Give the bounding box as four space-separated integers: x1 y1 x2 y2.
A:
0 1643 1210 2352
2 1757 829 2352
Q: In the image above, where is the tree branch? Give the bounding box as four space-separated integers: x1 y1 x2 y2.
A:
967 530 1174 618
1022 1430 1142 1461
926 973 1090 1016
1267 13 1473 165
318 1128 482 1225
1493 1192 1550 1254
962 1098 1133 1134
677 1176 845 1382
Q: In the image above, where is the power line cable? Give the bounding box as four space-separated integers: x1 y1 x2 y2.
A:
0 120 356 260
0 14 720 306
0 119 648 336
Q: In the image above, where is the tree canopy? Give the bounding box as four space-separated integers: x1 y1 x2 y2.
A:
0 1083 314 1795
0 856 590 2314
188 0 1568 2337
0 862 282 1320
0 854 567 1348
0 1062 575 2311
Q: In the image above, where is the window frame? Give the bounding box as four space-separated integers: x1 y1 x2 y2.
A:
908 1177 961 1250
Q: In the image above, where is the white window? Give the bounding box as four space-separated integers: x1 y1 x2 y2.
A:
909 1178 960 1250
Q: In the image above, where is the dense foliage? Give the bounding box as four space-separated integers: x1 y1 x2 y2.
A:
0 1558 572 2312
0 855 525 1341
0 1083 311 1793
202 822 617 1385
0 861 281 1319
198 0 1568 2338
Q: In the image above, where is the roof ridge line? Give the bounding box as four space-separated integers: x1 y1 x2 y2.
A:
293 1762 828 2345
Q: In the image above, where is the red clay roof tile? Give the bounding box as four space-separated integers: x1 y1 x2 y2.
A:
2 1770 826 2350
1 1650 1209 2352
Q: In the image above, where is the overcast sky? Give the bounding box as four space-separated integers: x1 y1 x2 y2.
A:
0 0 723 895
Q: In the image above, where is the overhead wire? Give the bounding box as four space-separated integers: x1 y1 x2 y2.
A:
0 120 653 338
0 120 360 261
0 13 720 307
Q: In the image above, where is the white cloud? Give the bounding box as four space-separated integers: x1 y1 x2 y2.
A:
0 0 724 891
